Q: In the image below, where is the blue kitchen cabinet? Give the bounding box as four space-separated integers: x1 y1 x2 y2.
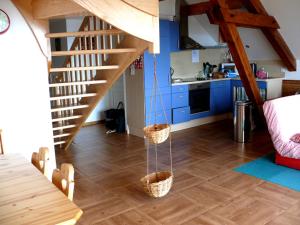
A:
144 38 171 90
145 110 172 126
172 92 189 108
159 20 170 38
211 80 232 115
231 79 266 89
173 107 190 124
172 85 188 93
145 94 172 115
231 79 267 101
144 20 173 124
169 21 179 52
144 20 172 89
171 84 189 123
144 81 171 116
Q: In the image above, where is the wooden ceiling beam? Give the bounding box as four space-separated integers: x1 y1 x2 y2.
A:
244 0 296 71
186 0 245 16
186 0 245 15
219 22 263 106
187 2 212 16
32 0 91 19
210 0 244 9
219 9 279 29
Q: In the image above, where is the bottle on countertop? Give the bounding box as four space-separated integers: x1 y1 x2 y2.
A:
256 67 268 79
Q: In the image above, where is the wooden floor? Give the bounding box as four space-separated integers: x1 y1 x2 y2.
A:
56 120 300 225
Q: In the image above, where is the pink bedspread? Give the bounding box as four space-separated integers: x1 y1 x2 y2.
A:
263 95 300 159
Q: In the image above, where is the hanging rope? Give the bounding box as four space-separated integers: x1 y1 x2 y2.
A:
147 55 169 126
145 55 173 180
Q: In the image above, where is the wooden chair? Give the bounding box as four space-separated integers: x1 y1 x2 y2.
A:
52 163 75 201
0 129 4 154
31 147 50 178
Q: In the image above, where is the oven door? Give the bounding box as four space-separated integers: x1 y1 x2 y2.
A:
189 83 210 114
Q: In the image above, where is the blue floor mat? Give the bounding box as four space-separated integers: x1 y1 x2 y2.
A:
234 153 300 192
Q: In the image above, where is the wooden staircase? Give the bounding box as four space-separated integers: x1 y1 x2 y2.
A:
47 16 149 150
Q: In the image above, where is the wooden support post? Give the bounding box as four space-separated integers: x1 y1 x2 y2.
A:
219 22 263 106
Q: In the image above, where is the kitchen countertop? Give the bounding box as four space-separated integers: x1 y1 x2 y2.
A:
171 77 284 86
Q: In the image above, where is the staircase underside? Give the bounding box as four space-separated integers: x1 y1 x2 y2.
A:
48 16 149 150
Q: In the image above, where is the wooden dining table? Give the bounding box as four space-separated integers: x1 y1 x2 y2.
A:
0 154 83 225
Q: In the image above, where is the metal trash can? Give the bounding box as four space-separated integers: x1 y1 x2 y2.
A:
234 101 253 143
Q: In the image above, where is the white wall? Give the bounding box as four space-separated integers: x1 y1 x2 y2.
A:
0 1 55 166
65 17 84 50
284 60 300 80
261 0 300 79
261 0 300 59
159 0 176 20
171 49 227 78
49 19 68 68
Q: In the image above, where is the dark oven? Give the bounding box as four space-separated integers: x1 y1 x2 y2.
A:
189 82 210 114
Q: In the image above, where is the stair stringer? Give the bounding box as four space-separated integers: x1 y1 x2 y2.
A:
64 35 149 149
69 0 159 53
12 0 50 59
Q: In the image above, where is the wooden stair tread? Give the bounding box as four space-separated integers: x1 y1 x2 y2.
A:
50 65 119 73
52 124 76 131
46 29 124 38
51 48 137 56
53 133 72 138
54 140 66 146
49 80 107 87
50 93 97 101
51 104 89 112
52 115 83 122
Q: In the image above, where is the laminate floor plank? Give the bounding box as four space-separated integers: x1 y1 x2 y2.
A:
55 120 300 225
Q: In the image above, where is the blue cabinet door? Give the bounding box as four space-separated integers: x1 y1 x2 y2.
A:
145 110 172 126
169 21 179 52
172 85 188 93
211 80 232 114
173 107 190 124
144 36 171 90
159 20 170 38
172 92 189 108
145 94 171 115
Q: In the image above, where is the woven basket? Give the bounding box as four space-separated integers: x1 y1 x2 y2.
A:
140 171 173 198
144 124 170 144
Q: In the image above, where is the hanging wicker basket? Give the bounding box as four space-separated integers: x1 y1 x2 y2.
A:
144 124 170 144
140 171 173 198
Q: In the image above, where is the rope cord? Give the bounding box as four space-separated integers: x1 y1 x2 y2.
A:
147 56 157 127
145 54 173 182
169 130 173 174
146 138 150 185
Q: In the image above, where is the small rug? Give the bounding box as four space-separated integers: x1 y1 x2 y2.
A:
234 153 300 192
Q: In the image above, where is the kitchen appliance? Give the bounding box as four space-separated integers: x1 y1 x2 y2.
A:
189 82 210 114
178 0 205 50
221 63 238 77
203 62 217 78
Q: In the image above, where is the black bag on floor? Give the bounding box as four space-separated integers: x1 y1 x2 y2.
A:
104 102 125 133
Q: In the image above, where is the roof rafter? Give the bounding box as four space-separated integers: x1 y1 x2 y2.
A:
183 0 297 110
186 0 296 72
